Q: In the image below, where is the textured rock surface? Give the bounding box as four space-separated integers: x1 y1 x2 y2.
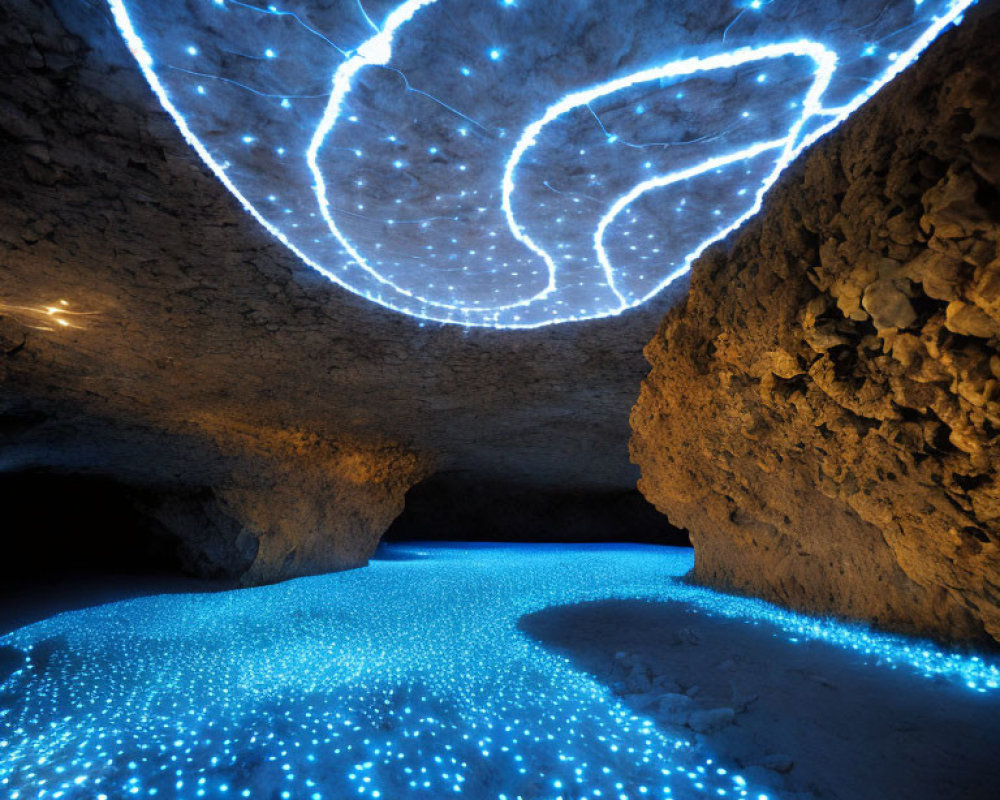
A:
0 0 681 583
632 2 1000 642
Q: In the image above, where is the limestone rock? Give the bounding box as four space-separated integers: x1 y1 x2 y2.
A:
687 707 736 733
631 5 1000 643
945 300 998 338
862 279 917 332
656 692 695 724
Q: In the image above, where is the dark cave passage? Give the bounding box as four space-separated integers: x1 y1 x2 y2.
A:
0 471 184 580
0 471 232 634
384 474 691 546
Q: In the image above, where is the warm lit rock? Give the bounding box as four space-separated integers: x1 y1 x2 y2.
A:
631 4 1000 643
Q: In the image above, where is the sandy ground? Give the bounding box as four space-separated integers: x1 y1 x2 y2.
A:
521 599 1000 800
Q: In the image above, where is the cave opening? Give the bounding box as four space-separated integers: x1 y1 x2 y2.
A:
0 471 233 634
383 473 691 546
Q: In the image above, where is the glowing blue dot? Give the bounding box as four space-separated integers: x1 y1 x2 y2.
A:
489 48 501 61
196 85 206 95
241 135 255 144
265 48 276 58
393 160 404 168
460 66 471 76
186 45 198 55
280 98 291 108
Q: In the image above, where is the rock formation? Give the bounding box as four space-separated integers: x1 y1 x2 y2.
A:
632 3 1000 642
0 0 681 584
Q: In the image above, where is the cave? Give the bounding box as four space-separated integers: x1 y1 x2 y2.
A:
2 0 1000 798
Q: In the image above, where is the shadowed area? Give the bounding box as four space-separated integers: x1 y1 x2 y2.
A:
0 471 236 635
384 474 690 544
520 599 1000 800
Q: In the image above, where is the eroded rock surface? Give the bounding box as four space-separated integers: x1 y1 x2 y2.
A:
631 4 1000 642
0 0 680 583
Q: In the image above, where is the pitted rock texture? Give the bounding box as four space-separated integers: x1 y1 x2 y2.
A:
0 0 681 583
631 3 1000 643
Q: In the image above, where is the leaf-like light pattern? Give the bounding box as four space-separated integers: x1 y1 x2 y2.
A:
106 0 975 327
1 544 997 800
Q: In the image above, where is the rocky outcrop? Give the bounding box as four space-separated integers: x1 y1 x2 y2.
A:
631 4 1000 642
204 424 426 585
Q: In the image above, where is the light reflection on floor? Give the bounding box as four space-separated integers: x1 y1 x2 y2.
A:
0 543 996 800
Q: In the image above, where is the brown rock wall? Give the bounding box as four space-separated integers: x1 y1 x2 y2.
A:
631 4 1000 642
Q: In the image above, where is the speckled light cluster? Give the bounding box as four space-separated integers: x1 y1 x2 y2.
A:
1 544 997 800
106 0 975 327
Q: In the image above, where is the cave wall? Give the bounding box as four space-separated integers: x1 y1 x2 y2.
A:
0 0 680 584
631 2 1000 643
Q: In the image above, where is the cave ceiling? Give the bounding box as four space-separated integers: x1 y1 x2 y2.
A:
109 0 972 327
0 0 976 502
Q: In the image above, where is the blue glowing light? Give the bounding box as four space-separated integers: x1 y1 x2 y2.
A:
107 0 975 327
0 544 996 800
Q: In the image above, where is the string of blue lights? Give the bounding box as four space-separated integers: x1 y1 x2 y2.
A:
106 0 976 326
1 544 996 800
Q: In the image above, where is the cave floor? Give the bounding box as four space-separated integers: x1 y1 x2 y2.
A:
1 543 998 800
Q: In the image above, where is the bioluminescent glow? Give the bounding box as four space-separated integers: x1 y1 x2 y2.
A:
1 545 996 800
106 0 974 327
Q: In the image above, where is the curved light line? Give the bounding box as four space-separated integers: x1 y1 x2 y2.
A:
307 0 455 309
306 0 570 316
613 0 975 314
107 0 977 329
503 40 837 311
593 137 787 307
105 0 372 310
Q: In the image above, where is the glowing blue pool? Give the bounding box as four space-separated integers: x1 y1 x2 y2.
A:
1 543 997 799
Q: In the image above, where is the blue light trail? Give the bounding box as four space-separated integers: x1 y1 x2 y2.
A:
106 0 975 327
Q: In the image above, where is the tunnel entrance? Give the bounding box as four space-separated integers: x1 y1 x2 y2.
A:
0 470 234 633
384 473 690 546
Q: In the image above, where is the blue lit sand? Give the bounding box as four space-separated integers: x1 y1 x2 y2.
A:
106 0 975 327
1 544 997 799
